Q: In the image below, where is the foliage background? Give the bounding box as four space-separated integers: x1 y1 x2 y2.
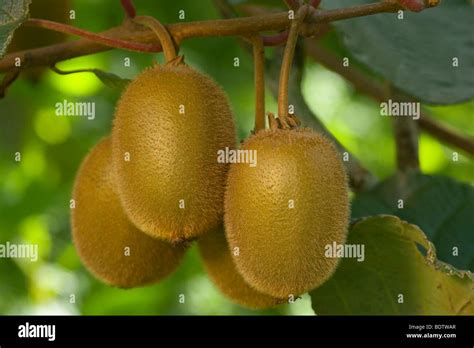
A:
0 0 472 315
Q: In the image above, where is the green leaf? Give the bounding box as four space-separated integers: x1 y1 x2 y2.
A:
324 0 474 105
0 0 31 58
90 69 131 90
352 172 474 272
310 215 474 315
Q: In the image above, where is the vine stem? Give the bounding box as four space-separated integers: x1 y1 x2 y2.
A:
23 18 161 52
262 31 289 46
249 35 266 132
277 5 309 118
0 1 437 74
284 0 303 10
418 117 474 156
392 116 420 172
120 0 136 18
50 65 96 75
394 0 441 12
133 16 177 62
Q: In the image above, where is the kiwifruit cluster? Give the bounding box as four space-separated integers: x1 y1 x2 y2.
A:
71 58 349 308
72 59 237 289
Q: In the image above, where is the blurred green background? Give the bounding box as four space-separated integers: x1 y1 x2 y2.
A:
0 0 472 315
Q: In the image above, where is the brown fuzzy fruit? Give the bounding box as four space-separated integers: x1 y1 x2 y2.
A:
224 128 350 298
112 63 236 242
72 137 187 288
198 224 283 309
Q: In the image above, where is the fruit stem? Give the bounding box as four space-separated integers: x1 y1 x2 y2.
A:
133 16 177 63
250 35 266 132
277 5 309 119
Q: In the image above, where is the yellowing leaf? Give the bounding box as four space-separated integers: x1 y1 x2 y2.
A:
310 215 474 315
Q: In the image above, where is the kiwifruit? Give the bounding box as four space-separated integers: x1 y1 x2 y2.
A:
198 224 283 309
8 0 70 81
112 63 237 242
224 128 350 298
72 137 187 288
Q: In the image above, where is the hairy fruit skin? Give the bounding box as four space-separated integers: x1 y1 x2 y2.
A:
112 64 237 242
199 224 283 309
72 138 187 288
224 128 350 298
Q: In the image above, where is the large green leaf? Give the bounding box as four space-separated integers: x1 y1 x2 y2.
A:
310 215 474 315
351 172 474 272
324 0 474 105
0 0 31 58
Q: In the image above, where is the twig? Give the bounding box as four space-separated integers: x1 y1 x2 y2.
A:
215 0 290 47
394 0 425 12
418 117 474 155
305 41 474 157
392 115 420 172
262 31 289 47
394 0 440 12
120 0 136 18
0 1 412 73
284 0 304 11
242 4 331 45
391 88 420 172
249 35 266 132
23 18 161 52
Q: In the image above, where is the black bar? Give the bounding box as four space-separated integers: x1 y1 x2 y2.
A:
0 315 472 346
